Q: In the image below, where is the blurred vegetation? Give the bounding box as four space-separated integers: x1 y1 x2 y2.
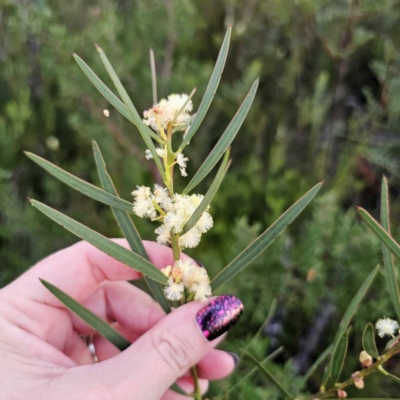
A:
2 0 400 397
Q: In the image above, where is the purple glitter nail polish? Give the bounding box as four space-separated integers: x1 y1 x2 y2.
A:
196 294 244 341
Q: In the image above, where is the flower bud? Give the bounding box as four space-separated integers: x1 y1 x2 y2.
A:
337 389 347 398
359 350 373 367
354 377 364 389
171 266 183 282
351 370 360 378
161 265 172 277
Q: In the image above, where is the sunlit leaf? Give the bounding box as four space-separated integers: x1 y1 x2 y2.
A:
40 279 130 350
30 199 167 284
211 182 323 290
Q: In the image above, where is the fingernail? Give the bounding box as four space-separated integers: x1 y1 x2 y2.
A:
194 259 207 270
226 351 240 366
196 295 244 341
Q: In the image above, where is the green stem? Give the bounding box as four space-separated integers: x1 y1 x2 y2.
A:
171 233 180 261
160 123 202 398
166 125 175 196
191 365 202 400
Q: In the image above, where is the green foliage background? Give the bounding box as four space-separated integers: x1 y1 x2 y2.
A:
2 0 400 397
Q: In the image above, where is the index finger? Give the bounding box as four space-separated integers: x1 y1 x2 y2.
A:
1 240 177 305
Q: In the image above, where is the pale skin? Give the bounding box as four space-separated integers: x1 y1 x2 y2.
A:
0 240 235 399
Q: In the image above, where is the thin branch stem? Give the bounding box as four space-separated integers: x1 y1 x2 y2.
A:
315 341 400 398
191 365 202 400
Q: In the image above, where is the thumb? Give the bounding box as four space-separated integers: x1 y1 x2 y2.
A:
97 295 243 399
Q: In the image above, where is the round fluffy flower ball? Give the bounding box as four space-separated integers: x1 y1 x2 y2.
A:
375 317 399 338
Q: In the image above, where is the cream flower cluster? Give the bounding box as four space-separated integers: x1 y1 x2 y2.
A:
161 259 212 301
143 94 193 133
144 147 188 177
132 185 213 249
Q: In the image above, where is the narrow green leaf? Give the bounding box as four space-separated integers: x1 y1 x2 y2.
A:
182 149 230 234
380 176 400 321
333 265 380 345
74 53 161 142
183 79 258 194
324 268 380 389
243 298 278 352
358 207 400 260
94 46 165 178
169 383 188 396
180 28 231 149
362 322 379 359
219 346 283 398
95 45 141 122
321 264 380 388
211 182 323 290
149 49 157 105
295 345 332 393
387 373 400 384
379 367 400 385
330 330 348 383
30 199 167 284
241 349 294 400
25 152 133 213
320 362 332 390
40 279 130 350
171 87 196 126
92 141 170 313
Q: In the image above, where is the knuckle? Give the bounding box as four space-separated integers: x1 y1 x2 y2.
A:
151 328 196 375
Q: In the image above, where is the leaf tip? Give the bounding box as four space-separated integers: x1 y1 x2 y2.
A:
38 278 49 287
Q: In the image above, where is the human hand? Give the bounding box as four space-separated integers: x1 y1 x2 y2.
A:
0 240 242 399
